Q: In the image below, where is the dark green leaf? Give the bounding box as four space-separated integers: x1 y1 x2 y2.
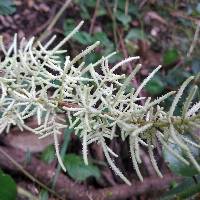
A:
64 20 93 45
39 190 49 200
163 143 200 177
63 19 76 33
80 6 90 19
84 52 101 66
63 154 101 181
116 11 131 26
73 31 93 45
129 5 139 17
41 145 55 164
126 29 146 41
161 175 200 200
163 49 179 65
0 170 17 200
61 127 74 157
117 0 139 16
108 52 124 64
145 75 165 95
80 0 96 8
96 6 107 17
73 0 91 19
92 32 111 46
92 32 114 53
166 67 191 87
0 0 16 15
51 79 61 86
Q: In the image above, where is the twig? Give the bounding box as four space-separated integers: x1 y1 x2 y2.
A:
187 22 200 57
170 11 200 24
32 6 57 36
0 146 181 200
104 0 118 47
125 0 129 15
36 0 72 44
89 0 100 34
0 147 64 200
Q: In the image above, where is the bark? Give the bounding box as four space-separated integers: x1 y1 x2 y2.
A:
0 146 181 200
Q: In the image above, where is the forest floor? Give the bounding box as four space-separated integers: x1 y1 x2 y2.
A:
0 0 200 200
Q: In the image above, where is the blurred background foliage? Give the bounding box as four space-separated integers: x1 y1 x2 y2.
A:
0 0 199 199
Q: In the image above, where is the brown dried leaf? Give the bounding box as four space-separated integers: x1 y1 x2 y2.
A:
4 132 63 153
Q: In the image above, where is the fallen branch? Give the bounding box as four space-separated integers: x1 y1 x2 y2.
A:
0 146 181 200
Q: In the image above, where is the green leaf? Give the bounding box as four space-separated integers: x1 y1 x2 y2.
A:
117 0 139 16
108 52 124 64
39 190 49 200
63 19 76 32
84 52 101 66
63 153 101 181
125 40 139 55
92 32 114 53
63 20 93 45
166 67 191 87
125 29 146 41
163 49 179 65
41 145 55 164
116 11 131 26
96 6 107 17
161 175 200 200
80 6 90 19
51 79 61 86
163 143 200 177
145 75 165 95
0 0 16 15
73 31 93 45
80 0 96 8
0 170 17 200
92 32 110 46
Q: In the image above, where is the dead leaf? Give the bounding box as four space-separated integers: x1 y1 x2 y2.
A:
3 114 66 152
4 131 63 153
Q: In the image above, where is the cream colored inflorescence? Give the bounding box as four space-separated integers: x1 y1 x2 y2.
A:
0 21 200 185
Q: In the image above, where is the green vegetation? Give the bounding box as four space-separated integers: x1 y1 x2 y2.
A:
0 1 199 200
